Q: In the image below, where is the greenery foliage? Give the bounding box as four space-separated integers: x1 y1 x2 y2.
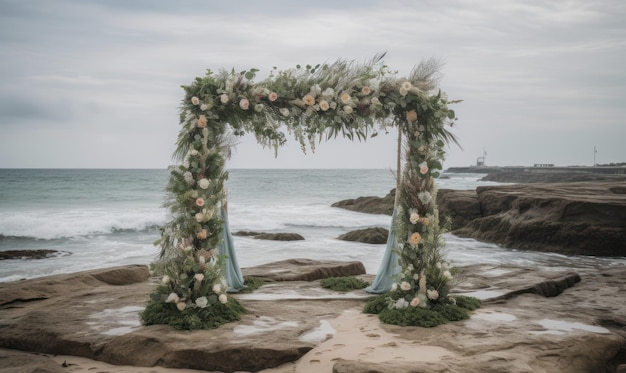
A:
145 53 460 330
320 276 370 292
142 295 245 330
364 292 481 327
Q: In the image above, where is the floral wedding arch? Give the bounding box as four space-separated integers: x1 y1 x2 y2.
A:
141 54 468 330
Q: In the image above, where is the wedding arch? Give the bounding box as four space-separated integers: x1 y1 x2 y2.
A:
141 54 469 330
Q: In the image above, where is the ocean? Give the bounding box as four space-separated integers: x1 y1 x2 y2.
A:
0 168 623 283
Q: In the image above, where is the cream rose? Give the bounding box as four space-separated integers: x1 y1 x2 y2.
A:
400 281 411 291
220 94 229 104
280 108 290 117
343 105 353 114
410 212 420 224
191 96 200 105
303 94 316 106
406 110 418 122
194 273 204 281
212 284 221 293
340 92 351 104
218 294 228 304
176 302 187 311
319 100 330 111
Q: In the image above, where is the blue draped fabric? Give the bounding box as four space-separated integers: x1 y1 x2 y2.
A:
218 204 245 292
366 208 401 294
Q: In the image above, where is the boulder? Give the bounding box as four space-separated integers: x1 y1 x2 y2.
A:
331 189 395 215
337 227 389 244
0 250 69 260
234 231 305 241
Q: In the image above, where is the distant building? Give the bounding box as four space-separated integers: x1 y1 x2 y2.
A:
533 164 554 168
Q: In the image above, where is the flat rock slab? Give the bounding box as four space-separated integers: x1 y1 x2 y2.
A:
0 261 625 372
242 258 366 282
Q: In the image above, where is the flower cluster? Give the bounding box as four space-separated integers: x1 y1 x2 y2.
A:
147 54 458 328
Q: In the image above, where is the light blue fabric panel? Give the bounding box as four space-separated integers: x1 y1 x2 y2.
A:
218 204 246 292
365 209 401 294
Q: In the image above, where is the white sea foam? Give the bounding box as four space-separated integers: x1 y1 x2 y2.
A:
0 208 167 240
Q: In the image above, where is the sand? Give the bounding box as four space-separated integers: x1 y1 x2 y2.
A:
49 307 454 373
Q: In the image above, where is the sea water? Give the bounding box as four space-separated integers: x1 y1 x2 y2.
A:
0 169 623 283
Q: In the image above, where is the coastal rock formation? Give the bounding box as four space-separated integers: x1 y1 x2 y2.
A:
331 189 395 216
337 227 389 244
1 262 625 372
481 171 626 184
450 181 626 257
234 231 305 241
335 182 626 257
437 189 482 231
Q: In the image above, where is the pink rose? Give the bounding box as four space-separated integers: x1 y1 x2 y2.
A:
269 92 278 102
197 115 208 128
361 86 371 95
410 298 420 307
195 198 205 207
239 98 250 110
196 229 208 240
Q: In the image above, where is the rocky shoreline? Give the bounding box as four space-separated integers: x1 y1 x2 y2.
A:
1 261 625 372
332 179 626 257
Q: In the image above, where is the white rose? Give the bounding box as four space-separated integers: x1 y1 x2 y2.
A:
212 284 222 293
166 293 179 303
198 178 210 189
196 296 208 308
427 289 439 300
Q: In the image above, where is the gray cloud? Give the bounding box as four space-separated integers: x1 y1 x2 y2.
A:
0 0 624 168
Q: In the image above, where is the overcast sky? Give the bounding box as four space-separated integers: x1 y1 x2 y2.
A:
1 0 624 169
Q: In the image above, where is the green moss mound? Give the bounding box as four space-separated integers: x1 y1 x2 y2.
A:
364 293 481 327
320 276 370 292
239 276 264 293
454 294 481 310
141 297 246 330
